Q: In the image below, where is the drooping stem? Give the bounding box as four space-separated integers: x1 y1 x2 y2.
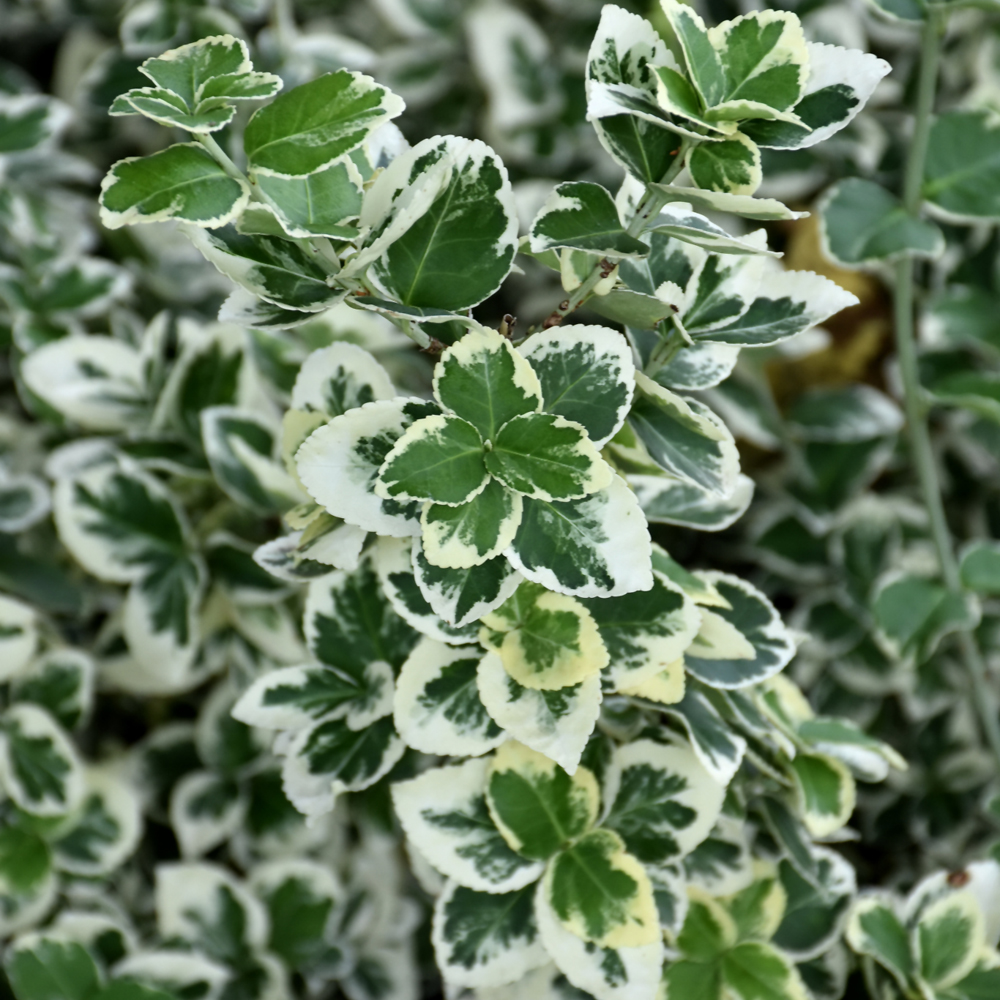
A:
540 140 692 329
894 10 1000 766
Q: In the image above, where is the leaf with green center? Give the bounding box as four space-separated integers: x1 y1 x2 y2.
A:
477 654 603 773
170 769 244 859
796 717 906 782
680 251 765 338
923 111 1000 221
5 937 101 1000
21 334 146 433
0 473 50 535
432 880 547 988
960 542 1000 594
585 7 685 183
518 325 635 448
603 739 725 866
486 413 611 503
820 178 943 265
581 574 700 691
722 941 810 1000
283 714 404 816
529 182 648 258
254 161 363 239
688 134 762 196
0 826 51 895
392 756 544 893
742 43 890 150
433 326 542 441
845 896 913 987
485 740 599 860
305 559 419 678
789 753 855 838
412 541 524 628
678 888 738 958
664 688 747 785
100 144 249 230
683 573 795 689
0 94 69 153
724 872 788 941
545 828 658 948
534 883 664 1000
186 226 347 312
202 406 302 513
661 959 725 1000
361 136 518 311
291 342 395 419
650 204 780 256
628 374 739 497
110 87 236 133
508 474 653 599
654 66 735 134
421 481 523 569
480 581 608 691
244 70 403 176
376 413 487 506
0 704 84 817
297 397 439 537
660 0 726 107
917 891 984 990
708 9 809 111
872 573 977 665
232 664 370 729
0 594 38 683
684 817 753 897
394 639 505 757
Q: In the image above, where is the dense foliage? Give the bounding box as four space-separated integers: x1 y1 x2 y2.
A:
2 2 1000 1000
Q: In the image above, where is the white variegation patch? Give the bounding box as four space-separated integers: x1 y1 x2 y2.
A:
687 607 755 662
296 398 430 536
657 186 808 221
291 342 396 416
394 639 505 757
391 757 545 893
631 472 754 531
0 595 38 682
618 659 686 705
476 652 601 774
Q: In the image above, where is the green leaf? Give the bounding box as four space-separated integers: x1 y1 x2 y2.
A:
603 739 725 865
581 574 699 692
0 703 85 817
661 0 726 107
928 368 1000 424
846 897 913 987
360 136 518 311
254 161 363 239
186 225 347 312
486 740 599 859
100 143 249 229
742 43 890 150
924 111 1000 221
394 639 504 756
917 891 984 989
789 753 855 838
0 826 51 895
529 182 648 258
678 889 738 959
585 6 685 183
689 135 762 196
283 714 404 816
960 542 1000 594
433 326 542 442
432 881 546 988
111 87 236 133
508 475 654 599
375 413 488 506
546 828 658 947
820 178 943 265
5 937 100 1000
628 374 739 496
421 480 523 569
518 325 635 448
392 756 544 893
722 941 809 1000
486 413 612 502
412 542 523 628
0 94 69 153
477 655 602 773
244 70 403 176
297 397 439 537
786 385 903 443
480 581 608 691
683 573 796 689
773 849 856 959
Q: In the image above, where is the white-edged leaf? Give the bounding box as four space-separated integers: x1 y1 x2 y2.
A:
664 689 747 786
0 595 38 683
630 472 754 531
169 769 245 859
291 342 396 418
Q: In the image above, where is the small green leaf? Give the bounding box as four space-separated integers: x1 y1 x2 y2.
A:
722 941 809 1000
0 826 51 895
688 134 762 196
661 0 726 107
422 480 523 570
960 542 1000 594
789 753 855 838
244 70 404 176
100 144 249 229
529 182 648 258
254 161 363 238
5 938 100 1000
820 178 943 265
486 740 599 860
846 896 913 986
918 891 984 990
924 111 1000 221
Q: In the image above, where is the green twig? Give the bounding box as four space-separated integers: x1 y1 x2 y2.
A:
894 9 1000 767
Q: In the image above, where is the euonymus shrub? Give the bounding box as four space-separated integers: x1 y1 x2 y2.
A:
5 3 997 1000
